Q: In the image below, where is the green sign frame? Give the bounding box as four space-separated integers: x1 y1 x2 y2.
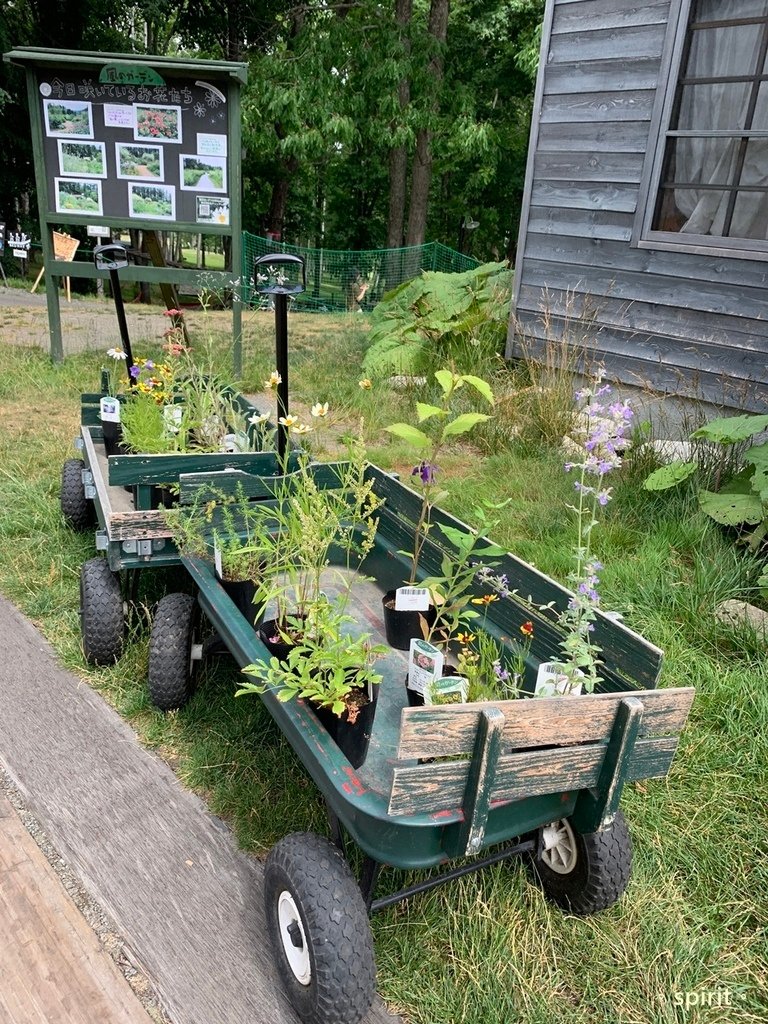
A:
3 47 248 371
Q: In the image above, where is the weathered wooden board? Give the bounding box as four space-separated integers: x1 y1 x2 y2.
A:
540 89 656 124
530 180 639 213
547 24 667 63
388 736 679 817
538 120 652 153
534 150 645 183
0 793 154 1024
545 56 662 94
526 206 635 241
396 688 695 760
551 0 670 35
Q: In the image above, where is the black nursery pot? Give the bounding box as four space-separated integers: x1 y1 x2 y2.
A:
310 687 379 769
382 589 437 651
102 419 124 458
404 675 425 707
221 578 264 628
259 618 298 662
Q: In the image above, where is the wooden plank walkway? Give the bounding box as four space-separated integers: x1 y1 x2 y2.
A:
0 792 153 1024
0 596 399 1024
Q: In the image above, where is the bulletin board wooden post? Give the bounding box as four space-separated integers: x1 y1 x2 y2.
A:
2 48 247 373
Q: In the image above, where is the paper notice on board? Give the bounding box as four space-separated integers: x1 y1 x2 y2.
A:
197 133 227 157
104 104 135 129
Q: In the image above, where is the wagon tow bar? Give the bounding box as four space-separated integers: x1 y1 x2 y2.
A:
94 243 135 368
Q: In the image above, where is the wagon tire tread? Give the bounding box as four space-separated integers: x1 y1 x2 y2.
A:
80 558 124 665
264 831 376 1024
148 593 198 711
61 458 94 531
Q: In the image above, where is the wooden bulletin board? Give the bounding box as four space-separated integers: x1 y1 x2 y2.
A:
2 48 247 368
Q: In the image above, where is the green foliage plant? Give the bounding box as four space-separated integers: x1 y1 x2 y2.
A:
238 598 387 719
362 262 512 377
121 391 181 454
385 367 495 585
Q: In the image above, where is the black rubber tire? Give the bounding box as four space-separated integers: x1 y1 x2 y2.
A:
148 593 199 711
264 832 376 1024
530 810 632 915
80 558 124 665
61 458 94 531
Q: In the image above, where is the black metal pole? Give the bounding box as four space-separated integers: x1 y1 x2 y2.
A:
275 292 289 462
109 267 134 368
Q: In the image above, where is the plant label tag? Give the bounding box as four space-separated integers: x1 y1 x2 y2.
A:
395 586 430 612
99 396 121 423
425 676 468 706
213 541 223 581
407 639 443 696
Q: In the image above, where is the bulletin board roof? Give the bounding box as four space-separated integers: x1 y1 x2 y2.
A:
3 48 248 85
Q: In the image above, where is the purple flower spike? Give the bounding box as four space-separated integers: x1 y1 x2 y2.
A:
412 461 438 485
145 360 155 370
129 364 140 379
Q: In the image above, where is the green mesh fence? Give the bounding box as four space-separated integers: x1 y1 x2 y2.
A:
241 233 480 312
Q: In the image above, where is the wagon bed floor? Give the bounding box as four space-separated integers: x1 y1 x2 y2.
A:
0 595 400 1024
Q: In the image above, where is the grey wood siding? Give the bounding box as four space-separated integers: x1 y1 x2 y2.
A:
508 0 768 411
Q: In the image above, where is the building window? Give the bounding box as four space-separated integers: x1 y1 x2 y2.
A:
643 0 768 255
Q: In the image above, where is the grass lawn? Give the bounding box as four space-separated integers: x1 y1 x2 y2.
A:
0 316 766 1023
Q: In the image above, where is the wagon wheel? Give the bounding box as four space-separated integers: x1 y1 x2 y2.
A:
264 832 376 1024
61 458 94 531
530 810 632 915
80 557 124 665
148 592 202 711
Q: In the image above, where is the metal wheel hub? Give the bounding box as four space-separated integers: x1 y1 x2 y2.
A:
540 818 578 874
277 890 311 985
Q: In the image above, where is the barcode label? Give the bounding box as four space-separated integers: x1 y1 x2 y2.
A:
395 586 430 611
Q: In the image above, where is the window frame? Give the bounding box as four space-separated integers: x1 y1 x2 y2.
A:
633 0 768 261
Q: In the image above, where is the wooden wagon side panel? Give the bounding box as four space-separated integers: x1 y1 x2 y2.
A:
507 0 768 411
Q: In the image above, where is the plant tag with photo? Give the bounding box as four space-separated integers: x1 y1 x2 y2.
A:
395 586 430 611
425 676 468 706
213 540 223 581
407 639 443 696
99 395 121 423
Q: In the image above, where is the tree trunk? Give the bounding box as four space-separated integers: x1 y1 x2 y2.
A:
266 154 299 238
386 0 413 251
405 0 449 248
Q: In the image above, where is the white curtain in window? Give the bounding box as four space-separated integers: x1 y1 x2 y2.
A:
677 0 768 238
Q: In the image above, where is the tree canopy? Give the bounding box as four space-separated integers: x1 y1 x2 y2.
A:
0 0 543 260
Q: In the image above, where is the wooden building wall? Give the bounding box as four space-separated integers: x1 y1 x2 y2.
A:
507 0 768 411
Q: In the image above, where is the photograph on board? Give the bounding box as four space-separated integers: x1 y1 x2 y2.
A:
134 104 182 144
179 154 226 192
44 99 94 139
54 178 103 216
196 195 230 225
57 140 107 178
116 143 165 181
128 183 176 221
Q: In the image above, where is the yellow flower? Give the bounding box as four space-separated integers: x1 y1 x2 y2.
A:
456 632 476 645
358 378 372 390
264 371 282 390
291 423 313 436
278 415 299 428
471 594 499 606
311 402 329 418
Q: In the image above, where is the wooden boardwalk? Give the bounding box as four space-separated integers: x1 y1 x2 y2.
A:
0 596 399 1024
0 793 153 1024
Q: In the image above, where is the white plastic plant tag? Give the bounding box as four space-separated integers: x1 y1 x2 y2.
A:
407 639 443 696
163 404 183 436
534 662 583 697
395 586 430 612
425 676 468 706
100 396 121 423
213 540 223 581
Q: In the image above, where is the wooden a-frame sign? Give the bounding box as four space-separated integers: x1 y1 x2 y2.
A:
3 47 247 371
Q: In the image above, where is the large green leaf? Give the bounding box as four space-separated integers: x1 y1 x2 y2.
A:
416 402 445 423
459 374 494 405
384 423 432 448
698 488 764 526
362 337 426 375
442 412 491 437
691 414 768 444
643 461 697 491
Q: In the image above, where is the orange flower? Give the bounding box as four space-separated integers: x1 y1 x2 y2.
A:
471 594 499 606
456 632 476 645
520 621 534 637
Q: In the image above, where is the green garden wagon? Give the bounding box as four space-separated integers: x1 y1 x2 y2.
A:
145 461 694 1024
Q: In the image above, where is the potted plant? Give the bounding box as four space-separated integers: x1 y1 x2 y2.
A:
238 599 387 767
382 368 495 648
100 346 129 456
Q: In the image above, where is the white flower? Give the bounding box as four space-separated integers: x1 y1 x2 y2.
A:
107 347 127 360
248 412 270 426
311 402 329 418
278 415 299 428
264 371 282 390
291 423 313 436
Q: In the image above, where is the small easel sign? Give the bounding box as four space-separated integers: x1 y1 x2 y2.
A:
31 230 80 301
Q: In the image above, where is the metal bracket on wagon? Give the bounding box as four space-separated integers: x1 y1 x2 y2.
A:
121 538 167 557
